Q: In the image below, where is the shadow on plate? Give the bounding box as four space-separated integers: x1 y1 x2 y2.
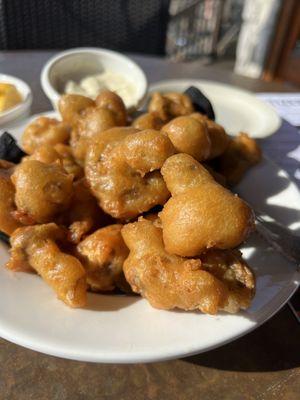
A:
236 157 300 231
85 292 139 312
259 120 300 187
183 305 300 372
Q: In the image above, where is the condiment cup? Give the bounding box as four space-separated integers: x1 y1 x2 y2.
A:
41 47 148 112
0 74 32 127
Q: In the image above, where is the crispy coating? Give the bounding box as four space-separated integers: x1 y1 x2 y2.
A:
218 133 262 185
26 144 59 164
164 92 195 116
122 219 255 314
77 224 130 292
200 249 255 313
77 106 117 139
12 160 73 224
190 113 230 159
148 92 194 121
7 223 87 307
162 116 211 161
0 160 22 235
54 144 84 179
65 178 107 244
71 106 118 165
28 143 83 179
95 90 127 126
85 127 174 219
132 112 164 130
65 91 127 166
160 154 254 256
58 94 94 126
22 117 71 154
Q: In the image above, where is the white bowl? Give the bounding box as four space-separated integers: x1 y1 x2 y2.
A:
41 47 148 112
0 74 32 127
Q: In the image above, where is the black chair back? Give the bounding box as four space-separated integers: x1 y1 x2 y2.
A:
0 0 170 54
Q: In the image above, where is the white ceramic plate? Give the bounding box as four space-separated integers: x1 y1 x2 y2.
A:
149 79 281 138
0 113 299 363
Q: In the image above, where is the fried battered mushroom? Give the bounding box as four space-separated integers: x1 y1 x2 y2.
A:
7 223 87 307
190 113 230 159
201 249 255 313
160 154 254 257
85 127 174 219
77 224 130 292
26 143 59 164
28 143 83 180
58 94 94 126
54 144 84 179
12 160 73 224
63 91 127 165
65 178 107 244
95 90 127 126
218 132 262 185
71 106 117 165
0 160 22 235
121 218 255 314
164 92 195 117
22 117 71 154
162 116 211 161
132 112 164 130
148 92 194 121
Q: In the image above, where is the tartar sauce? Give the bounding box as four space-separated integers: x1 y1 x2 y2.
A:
65 71 136 108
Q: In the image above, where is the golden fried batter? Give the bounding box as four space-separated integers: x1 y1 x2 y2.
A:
12 160 73 224
22 117 71 154
148 92 194 121
122 218 255 314
85 127 174 219
160 154 254 257
71 106 117 165
200 249 255 312
58 94 94 126
164 92 195 117
54 144 84 179
190 113 230 159
95 90 127 126
162 116 211 161
77 224 130 292
7 223 87 307
218 132 262 185
28 143 83 179
0 160 22 235
132 112 164 130
0 89 259 316
26 144 59 164
64 178 107 244
60 91 127 165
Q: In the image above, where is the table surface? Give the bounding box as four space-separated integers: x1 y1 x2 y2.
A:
0 51 300 400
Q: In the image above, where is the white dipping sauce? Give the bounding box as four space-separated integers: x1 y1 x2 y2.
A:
64 71 136 108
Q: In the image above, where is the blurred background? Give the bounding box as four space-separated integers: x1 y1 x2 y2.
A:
0 0 299 87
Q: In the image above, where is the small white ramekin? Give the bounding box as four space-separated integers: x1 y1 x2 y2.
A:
0 74 32 127
41 47 148 112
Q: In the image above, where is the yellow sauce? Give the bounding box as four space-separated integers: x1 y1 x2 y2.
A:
0 83 22 113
